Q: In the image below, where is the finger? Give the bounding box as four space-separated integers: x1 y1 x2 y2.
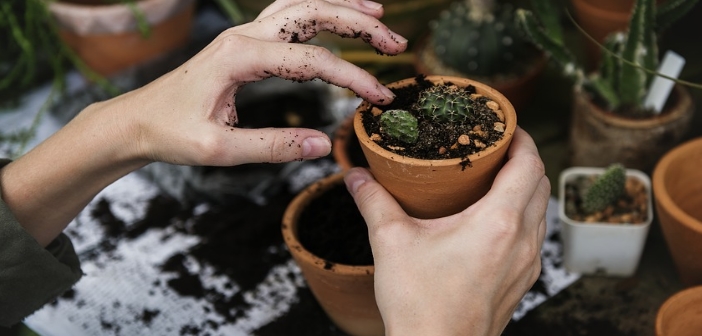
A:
344 167 408 229
223 36 396 104
232 0 407 54
257 0 385 20
194 126 331 166
482 127 546 213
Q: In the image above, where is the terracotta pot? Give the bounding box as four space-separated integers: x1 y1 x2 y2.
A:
655 285 702 336
48 0 196 76
332 114 368 171
353 75 517 219
281 173 383 336
653 137 702 286
569 84 694 173
558 167 653 277
414 37 548 113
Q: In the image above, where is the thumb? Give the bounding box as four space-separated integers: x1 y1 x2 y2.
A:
227 127 331 165
344 168 408 229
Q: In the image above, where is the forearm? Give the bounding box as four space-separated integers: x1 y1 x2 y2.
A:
0 99 149 247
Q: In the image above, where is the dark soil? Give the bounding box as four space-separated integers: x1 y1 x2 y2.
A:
564 175 649 224
360 74 505 165
297 181 373 266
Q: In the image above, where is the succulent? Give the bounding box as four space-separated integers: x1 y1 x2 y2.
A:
517 0 699 116
428 0 535 77
379 109 419 144
415 85 474 123
582 164 626 214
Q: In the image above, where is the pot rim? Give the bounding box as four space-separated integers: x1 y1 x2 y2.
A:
655 285 702 335
353 75 517 167
281 173 374 276
573 84 693 129
652 137 702 234
570 0 632 21
558 166 654 228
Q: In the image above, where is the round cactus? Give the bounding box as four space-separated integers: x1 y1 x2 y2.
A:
429 0 531 77
379 109 419 144
415 85 473 123
582 164 627 214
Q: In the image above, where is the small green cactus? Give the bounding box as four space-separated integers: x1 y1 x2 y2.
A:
415 85 473 123
582 164 627 214
429 0 533 78
379 109 419 144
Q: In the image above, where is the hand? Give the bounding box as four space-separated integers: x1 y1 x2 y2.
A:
345 127 550 336
0 0 407 246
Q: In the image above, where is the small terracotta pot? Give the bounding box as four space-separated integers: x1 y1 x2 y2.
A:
353 75 517 219
282 173 383 336
569 84 694 173
653 137 702 286
655 286 702 336
49 0 196 76
413 38 548 113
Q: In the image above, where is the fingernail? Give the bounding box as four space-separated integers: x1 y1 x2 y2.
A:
362 0 383 10
344 169 371 195
388 29 408 44
379 85 395 100
302 136 331 158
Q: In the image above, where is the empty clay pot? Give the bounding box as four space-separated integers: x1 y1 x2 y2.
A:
282 173 382 336
353 75 517 219
653 137 702 286
655 285 702 336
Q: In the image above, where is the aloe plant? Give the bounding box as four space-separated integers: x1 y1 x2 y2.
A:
516 0 699 116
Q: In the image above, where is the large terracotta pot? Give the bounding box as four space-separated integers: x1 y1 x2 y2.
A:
353 75 517 219
653 137 702 286
570 0 632 67
569 84 694 173
48 0 196 76
655 286 702 336
414 37 548 113
282 173 382 336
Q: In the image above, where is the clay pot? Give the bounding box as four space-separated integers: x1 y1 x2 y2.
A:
570 0 632 67
569 84 694 173
282 173 383 336
48 0 196 76
414 38 548 113
653 137 702 286
353 75 517 219
558 167 653 277
332 114 368 171
655 286 702 336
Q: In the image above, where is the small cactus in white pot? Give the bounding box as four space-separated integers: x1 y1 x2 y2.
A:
558 164 653 277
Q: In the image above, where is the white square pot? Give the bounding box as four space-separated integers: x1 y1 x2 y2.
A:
558 167 654 277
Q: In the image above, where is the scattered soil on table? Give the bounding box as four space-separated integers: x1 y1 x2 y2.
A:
297 181 373 266
360 74 505 165
564 175 649 224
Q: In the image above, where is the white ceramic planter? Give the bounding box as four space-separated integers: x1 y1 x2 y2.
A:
558 167 653 277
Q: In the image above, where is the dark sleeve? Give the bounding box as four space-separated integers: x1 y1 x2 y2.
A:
0 159 83 327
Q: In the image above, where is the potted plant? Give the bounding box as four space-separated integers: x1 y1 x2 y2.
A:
47 0 196 76
653 137 702 286
655 285 702 336
414 0 547 111
558 163 653 276
353 74 517 219
282 172 383 336
570 0 696 67
517 0 697 173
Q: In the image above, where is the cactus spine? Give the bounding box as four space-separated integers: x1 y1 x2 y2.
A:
429 0 531 77
415 85 474 123
516 0 698 116
379 109 419 144
582 164 626 214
